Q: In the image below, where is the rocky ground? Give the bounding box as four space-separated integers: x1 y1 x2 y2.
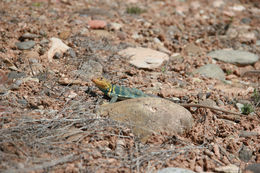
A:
0 0 260 172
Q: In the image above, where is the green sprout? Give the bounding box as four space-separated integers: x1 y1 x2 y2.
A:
241 103 254 115
161 67 166 73
225 69 232 75
126 6 144 15
32 2 42 7
252 89 260 105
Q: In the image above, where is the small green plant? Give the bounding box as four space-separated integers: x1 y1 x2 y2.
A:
241 103 254 115
225 69 232 75
126 6 144 14
161 67 166 73
252 89 260 105
31 2 42 7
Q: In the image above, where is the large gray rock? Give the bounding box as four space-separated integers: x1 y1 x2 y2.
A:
97 97 193 142
194 64 225 81
208 49 259 65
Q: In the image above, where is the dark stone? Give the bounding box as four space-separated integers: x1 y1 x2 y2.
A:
241 18 251 24
8 71 26 80
239 145 252 162
67 48 76 58
16 41 35 50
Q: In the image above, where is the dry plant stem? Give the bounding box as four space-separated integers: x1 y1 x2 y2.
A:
216 114 241 122
180 103 243 116
242 70 260 76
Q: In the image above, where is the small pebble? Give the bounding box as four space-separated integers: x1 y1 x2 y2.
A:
236 103 244 112
19 33 40 41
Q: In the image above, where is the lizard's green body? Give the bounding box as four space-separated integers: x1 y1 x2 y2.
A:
92 77 149 103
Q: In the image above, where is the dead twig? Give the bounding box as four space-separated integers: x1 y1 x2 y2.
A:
242 70 260 76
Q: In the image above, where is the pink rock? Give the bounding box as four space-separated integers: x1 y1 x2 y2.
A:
88 20 107 29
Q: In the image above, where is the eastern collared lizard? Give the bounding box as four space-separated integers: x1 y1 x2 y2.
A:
91 77 243 116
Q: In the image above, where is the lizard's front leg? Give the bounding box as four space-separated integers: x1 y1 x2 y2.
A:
109 93 118 103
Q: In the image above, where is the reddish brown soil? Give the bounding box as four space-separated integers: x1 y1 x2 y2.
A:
0 0 259 172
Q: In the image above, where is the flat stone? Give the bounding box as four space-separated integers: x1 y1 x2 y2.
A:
194 64 225 80
118 47 169 69
97 97 193 142
157 167 195 173
19 33 40 40
208 49 259 65
16 41 35 50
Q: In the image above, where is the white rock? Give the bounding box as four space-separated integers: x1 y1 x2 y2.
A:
132 32 142 40
213 0 224 7
153 37 163 45
118 47 169 69
110 22 122 31
239 32 256 42
236 103 244 112
47 37 70 62
231 5 245 11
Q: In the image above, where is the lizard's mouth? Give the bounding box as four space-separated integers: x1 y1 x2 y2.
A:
91 78 97 83
91 78 101 85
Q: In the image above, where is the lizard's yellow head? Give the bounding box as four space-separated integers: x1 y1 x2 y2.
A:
92 77 112 91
